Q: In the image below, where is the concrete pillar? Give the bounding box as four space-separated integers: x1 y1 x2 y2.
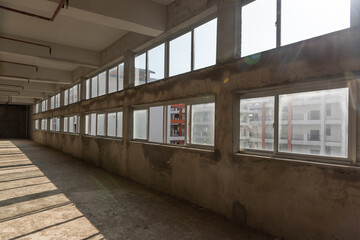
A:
124 51 135 89
216 0 242 64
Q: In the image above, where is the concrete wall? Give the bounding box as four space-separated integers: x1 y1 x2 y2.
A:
0 104 29 138
31 25 360 240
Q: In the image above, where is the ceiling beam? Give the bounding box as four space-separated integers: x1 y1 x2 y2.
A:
47 0 167 37
0 62 72 84
0 96 35 105
0 34 100 68
0 78 57 93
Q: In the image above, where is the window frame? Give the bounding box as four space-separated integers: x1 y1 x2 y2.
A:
235 78 357 165
131 95 215 149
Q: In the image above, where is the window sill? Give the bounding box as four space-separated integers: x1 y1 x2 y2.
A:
129 140 214 153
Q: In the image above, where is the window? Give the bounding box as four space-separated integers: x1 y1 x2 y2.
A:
41 119 47 130
149 106 164 143
50 96 55 110
194 18 217 70
148 44 165 82
326 103 331 116
85 113 97 136
117 112 123 137
34 119 39 130
191 103 215 146
169 32 192 77
108 67 117 94
34 103 39 114
91 77 98 98
64 117 68 132
279 88 348 157
132 97 215 147
241 0 276 57
50 118 60 132
67 115 79 134
69 84 79 104
238 85 351 161
64 89 69 106
55 93 60 108
118 63 124 91
133 109 148 140
86 79 90 100
98 71 106 96
240 96 275 151
135 53 147 86
281 0 350 46
69 116 74 133
97 114 105 136
107 111 123 138
42 99 48 112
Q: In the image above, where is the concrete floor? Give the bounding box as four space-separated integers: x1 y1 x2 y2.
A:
0 140 273 240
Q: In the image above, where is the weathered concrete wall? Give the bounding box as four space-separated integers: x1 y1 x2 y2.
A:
32 27 360 240
0 104 28 139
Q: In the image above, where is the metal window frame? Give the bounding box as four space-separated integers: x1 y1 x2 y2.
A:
236 78 357 165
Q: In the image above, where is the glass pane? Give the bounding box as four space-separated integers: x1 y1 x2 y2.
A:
97 114 105 136
73 85 78 103
191 103 215 146
91 77 98 98
194 18 217 70
74 116 79 134
107 112 117 137
279 88 348 158
108 67 117 94
149 106 164 143
98 72 106 96
64 90 69 105
69 117 74 133
133 109 147 140
50 97 54 109
240 97 274 151
117 112 123 137
64 117 68 132
169 32 192 77
167 104 186 145
135 53 146 86
90 113 96 136
148 44 165 82
118 63 124 91
86 79 90 100
85 115 89 135
241 0 276 57
281 0 350 46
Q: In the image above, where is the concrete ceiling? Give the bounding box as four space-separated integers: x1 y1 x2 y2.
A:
0 0 172 105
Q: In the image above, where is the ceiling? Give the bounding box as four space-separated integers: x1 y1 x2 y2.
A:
0 0 175 105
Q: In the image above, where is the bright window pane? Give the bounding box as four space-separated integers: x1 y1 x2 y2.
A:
194 18 217 70
133 109 147 140
191 103 215 146
74 116 79 134
148 44 165 82
118 63 124 91
90 113 96 136
64 117 68 132
135 53 146 86
281 0 350 46
117 112 123 137
64 90 69 106
107 112 116 137
91 77 98 98
97 114 105 136
149 106 164 143
69 117 74 133
86 79 90 100
241 0 276 57
240 97 275 151
73 85 78 103
169 32 192 77
85 115 89 135
108 67 117 94
278 88 348 158
98 72 106 96
167 104 186 145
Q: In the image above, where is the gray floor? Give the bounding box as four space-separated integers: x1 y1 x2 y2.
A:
0 139 273 240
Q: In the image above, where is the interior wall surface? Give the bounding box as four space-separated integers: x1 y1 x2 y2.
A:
0 104 28 139
31 27 360 240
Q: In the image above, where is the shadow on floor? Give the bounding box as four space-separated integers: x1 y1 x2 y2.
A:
0 139 273 240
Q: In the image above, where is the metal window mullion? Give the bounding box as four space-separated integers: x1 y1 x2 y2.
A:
276 0 282 48
146 51 149 84
165 41 169 78
147 108 150 140
274 95 279 154
191 30 195 71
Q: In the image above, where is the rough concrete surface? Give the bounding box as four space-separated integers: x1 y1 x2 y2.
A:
0 139 272 240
